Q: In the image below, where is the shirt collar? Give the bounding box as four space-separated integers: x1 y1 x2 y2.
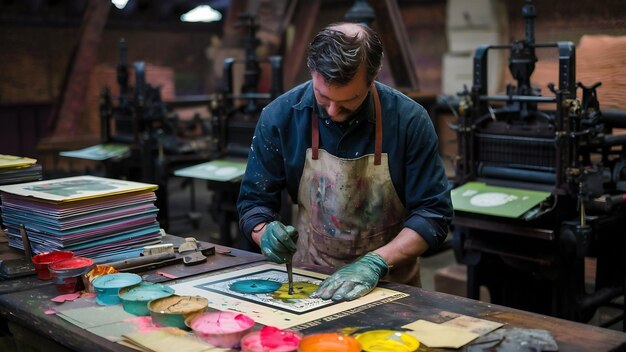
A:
293 80 376 124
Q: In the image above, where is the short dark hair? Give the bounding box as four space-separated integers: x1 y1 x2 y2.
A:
306 23 383 85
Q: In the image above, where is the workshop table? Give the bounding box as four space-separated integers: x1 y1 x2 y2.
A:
1 243 626 351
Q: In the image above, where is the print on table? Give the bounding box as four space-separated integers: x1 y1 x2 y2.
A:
193 268 337 314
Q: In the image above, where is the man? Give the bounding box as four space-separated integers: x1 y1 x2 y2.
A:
237 22 452 301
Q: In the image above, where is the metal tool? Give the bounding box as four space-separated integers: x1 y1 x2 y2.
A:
0 224 36 280
20 225 33 259
286 258 294 295
107 252 181 272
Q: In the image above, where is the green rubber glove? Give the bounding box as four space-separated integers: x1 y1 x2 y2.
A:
311 252 389 301
259 221 298 264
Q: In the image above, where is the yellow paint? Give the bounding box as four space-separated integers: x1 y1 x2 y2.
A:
355 330 420 352
272 282 318 299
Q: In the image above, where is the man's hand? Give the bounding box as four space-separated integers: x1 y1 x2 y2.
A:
311 252 388 301
259 221 298 264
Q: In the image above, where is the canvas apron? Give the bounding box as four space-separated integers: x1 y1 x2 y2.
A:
293 85 421 286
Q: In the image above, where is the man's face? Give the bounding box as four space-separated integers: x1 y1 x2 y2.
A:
311 66 370 123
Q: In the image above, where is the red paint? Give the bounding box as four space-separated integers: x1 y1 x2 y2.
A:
48 256 94 294
32 251 74 280
49 257 93 270
331 214 342 228
241 326 302 352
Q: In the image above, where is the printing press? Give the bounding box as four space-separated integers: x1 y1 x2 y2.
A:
204 14 286 248
451 0 626 327
100 38 213 230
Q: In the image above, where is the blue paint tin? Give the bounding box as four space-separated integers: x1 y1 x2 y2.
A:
118 282 175 316
92 273 142 305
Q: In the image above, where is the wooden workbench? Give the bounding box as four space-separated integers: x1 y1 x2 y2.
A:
1 241 625 351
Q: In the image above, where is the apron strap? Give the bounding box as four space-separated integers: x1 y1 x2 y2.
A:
311 83 382 164
371 84 382 165
312 107 320 160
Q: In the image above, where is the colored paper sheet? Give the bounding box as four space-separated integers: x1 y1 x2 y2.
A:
0 154 37 168
402 319 480 348
0 175 158 202
122 329 226 352
0 176 161 261
59 144 130 161
442 315 503 335
174 159 246 182
451 182 550 218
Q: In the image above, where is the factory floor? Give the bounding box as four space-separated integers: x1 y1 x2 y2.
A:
165 177 624 333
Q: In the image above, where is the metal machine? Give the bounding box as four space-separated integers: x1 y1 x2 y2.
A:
452 0 626 326
100 39 212 230
205 14 285 249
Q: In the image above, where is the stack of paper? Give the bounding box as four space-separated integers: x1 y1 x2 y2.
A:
0 154 42 185
0 176 162 262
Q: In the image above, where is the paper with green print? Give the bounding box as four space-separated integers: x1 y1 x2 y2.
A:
451 182 550 218
59 144 130 161
174 159 246 182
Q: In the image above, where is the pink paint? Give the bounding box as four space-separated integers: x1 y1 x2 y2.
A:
189 311 255 348
51 292 81 303
44 309 57 315
192 312 254 334
241 326 302 352
124 316 160 333
155 271 178 279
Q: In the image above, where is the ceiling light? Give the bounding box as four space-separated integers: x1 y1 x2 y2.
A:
111 0 129 10
180 5 223 23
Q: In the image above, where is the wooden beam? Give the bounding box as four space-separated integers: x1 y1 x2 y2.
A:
46 0 111 142
283 0 320 87
370 0 420 91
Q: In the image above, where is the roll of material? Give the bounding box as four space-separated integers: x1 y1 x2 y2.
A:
478 165 555 185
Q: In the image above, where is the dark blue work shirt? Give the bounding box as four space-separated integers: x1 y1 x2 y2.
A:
237 80 453 254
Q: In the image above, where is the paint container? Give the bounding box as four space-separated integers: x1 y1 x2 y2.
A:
31 250 74 280
118 282 174 316
147 295 208 329
92 273 142 305
298 333 361 352
241 326 302 352
355 330 420 352
82 265 119 293
186 311 255 349
48 256 94 294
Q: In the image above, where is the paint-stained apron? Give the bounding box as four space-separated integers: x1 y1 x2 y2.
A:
293 85 421 286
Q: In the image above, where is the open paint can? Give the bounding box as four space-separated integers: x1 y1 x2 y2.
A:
118 282 174 315
148 295 208 329
48 256 94 293
355 330 420 352
187 311 255 349
31 250 74 280
298 333 361 352
241 326 302 352
92 273 143 305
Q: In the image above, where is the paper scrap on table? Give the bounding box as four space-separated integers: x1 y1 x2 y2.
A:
122 328 228 352
467 328 558 351
403 319 480 348
442 315 503 335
